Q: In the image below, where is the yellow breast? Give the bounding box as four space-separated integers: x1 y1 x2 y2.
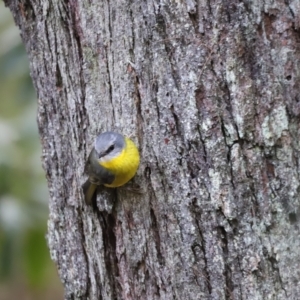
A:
99 137 140 187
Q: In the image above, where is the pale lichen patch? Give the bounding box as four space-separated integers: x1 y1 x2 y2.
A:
261 105 288 146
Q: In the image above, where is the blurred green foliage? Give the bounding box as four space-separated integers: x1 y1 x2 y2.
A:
0 3 63 299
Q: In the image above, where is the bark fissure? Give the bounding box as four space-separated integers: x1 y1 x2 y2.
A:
195 218 212 295
98 210 119 299
218 225 234 300
150 208 164 266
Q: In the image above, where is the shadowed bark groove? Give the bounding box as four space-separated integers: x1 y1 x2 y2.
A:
5 0 300 299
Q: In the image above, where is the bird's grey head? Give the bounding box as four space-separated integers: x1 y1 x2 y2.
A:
94 131 125 161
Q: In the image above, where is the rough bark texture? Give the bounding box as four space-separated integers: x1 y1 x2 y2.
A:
5 0 300 299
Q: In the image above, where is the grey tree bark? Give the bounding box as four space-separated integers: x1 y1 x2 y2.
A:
5 0 300 299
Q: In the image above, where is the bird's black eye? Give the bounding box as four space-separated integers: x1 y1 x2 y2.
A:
98 144 115 159
107 145 115 153
108 145 114 152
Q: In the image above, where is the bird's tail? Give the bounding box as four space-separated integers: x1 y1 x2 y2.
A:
82 180 97 205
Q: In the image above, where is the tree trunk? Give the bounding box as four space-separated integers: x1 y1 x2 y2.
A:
5 0 300 299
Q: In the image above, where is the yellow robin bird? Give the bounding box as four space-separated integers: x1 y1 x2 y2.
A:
82 131 140 204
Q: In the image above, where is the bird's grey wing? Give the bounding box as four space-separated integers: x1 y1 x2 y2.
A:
84 148 115 185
